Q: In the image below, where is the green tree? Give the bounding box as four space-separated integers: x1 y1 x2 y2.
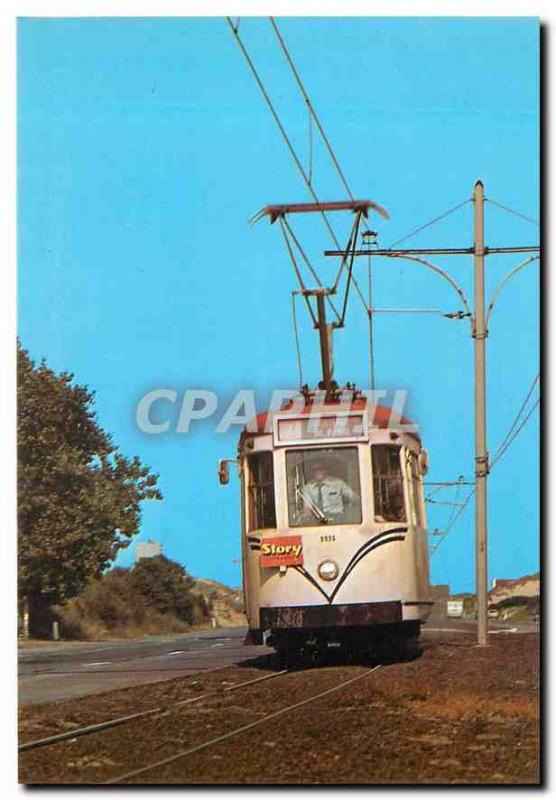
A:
17 343 162 630
130 556 197 624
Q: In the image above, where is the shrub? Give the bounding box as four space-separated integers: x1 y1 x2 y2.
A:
55 557 210 639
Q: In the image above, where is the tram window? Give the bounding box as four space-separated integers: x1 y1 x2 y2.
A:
408 452 424 527
372 445 407 523
285 447 362 527
247 452 276 531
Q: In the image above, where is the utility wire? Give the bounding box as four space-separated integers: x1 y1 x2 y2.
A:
226 17 342 254
429 490 474 555
387 199 471 249
431 382 540 556
268 16 378 379
485 198 540 228
491 398 540 470
425 481 473 486
227 17 347 327
490 372 539 465
443 476 465 532
307 105 314 186
269 16 355 202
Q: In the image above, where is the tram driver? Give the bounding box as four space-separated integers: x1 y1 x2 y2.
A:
300 457 358 523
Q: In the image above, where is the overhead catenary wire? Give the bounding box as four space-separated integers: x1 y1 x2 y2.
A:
431 378 540 556
226 17 342 257
226 15 355 350
269 16 379 381
269 16 355 203
443 476 465 532
307 105 314 186
490 398 540 470
429 489 474 556
485 197 540 228
424 481 473 486
490 372 539 464
387 199 471 250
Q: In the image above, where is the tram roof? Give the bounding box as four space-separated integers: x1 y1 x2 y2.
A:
244 398 418 439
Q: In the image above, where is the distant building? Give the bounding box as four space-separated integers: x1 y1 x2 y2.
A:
136 540 163 562
428 584 450 620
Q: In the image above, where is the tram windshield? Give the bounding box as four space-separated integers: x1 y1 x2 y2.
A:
286 447 362 526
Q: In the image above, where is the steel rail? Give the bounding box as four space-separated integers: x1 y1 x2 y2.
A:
19 668 289 753
104 665 382 784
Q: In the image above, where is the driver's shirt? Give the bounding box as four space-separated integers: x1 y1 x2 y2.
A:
302 477 356 516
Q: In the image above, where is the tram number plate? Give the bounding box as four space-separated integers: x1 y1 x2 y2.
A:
260 536 303 568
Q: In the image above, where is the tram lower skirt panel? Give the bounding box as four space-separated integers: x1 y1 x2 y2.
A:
260 601 402 629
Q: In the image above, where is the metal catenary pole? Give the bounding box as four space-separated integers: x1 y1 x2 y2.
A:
473 180 489 647
322 179 539 647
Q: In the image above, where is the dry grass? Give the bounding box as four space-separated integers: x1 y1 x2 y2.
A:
407 691 538 721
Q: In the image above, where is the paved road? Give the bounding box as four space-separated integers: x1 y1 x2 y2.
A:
18 627 272 706
19 617 538 706
423 617 540 636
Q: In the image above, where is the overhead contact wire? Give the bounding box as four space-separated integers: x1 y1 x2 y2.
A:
226 17 342 253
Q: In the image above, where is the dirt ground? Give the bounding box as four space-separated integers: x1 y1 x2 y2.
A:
19 631 540 785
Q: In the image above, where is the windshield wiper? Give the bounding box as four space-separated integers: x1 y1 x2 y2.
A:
296 485 328 524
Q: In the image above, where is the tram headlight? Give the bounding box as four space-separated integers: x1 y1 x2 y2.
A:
318 560 339 581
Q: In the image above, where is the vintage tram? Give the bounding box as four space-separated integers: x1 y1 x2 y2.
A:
219 389 432 662
219 199 432 662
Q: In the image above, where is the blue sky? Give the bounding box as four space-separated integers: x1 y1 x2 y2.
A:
18 17 539 592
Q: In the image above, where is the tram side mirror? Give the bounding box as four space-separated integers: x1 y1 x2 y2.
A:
418 449 429 476
218 459 230 485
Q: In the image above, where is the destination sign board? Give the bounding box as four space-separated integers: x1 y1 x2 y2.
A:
276 413 366 444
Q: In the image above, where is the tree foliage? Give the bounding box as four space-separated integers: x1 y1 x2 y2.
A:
18 343 162 608
130 555 198 624
57 560 209 639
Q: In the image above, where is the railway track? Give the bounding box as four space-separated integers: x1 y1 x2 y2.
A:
20 658 384 784
19 667 289 753
103 664 382 784
19 632 539 785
